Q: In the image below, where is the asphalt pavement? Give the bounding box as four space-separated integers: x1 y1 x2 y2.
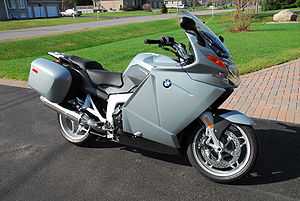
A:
0 10 232 42
1 85 300 201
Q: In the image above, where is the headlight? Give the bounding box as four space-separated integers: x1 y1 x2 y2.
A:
227 64 240 87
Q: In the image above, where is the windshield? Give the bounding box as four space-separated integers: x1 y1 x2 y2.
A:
179 11 230 58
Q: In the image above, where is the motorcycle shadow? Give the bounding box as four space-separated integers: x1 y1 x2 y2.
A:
82 137 124 149
83 118 300 184
121 146 190 166
238 119 300 185
84 137 190 166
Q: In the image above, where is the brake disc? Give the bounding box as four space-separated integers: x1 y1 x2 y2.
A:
200 131 242 169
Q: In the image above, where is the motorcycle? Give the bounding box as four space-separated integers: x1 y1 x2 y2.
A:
28 12 257 183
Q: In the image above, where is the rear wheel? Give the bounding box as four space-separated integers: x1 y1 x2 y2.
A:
58 113 93 146
186 124 257 183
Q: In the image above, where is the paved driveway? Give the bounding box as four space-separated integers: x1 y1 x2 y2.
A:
0 10 232 42
0 85 300 201
222 59 300 124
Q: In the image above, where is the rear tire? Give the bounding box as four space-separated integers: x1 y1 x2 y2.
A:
186 124 257 183
57 113 94 146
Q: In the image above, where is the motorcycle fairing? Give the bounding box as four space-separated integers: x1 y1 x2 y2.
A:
122 64 225 148
120 12 236 148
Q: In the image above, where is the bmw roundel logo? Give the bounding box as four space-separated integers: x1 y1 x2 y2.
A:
163 79 172 88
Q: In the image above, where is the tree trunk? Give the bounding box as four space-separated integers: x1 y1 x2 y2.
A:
255 0 259 14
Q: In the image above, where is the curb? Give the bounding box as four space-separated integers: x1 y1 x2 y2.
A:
241 58 300 78
0 79 28 88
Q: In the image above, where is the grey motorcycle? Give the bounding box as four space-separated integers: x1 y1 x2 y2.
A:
28 12 257 183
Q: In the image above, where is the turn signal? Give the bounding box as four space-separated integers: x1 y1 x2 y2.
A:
207 55 226 69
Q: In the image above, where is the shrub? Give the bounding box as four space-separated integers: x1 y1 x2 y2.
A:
231 1 254 32
281 3 297 8
161 3 168 14
230 13 253 32
262 0 298 10
262 0 281 11
296 0 300 7
142 3 152 11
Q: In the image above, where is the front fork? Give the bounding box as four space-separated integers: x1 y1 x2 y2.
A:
199 111 230 151
199 109 254 154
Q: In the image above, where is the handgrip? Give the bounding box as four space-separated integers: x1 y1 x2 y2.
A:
144 39 161 45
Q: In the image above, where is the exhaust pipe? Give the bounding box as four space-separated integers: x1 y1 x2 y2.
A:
40 96 81 122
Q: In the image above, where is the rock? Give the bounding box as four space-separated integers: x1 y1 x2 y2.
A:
273 9 298 22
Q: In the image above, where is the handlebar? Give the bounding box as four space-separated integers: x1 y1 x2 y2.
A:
144 39 162 45
144 36 175 46
144 36 190 65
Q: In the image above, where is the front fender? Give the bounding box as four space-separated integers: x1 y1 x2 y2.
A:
199 109 254 140
217 109 254 126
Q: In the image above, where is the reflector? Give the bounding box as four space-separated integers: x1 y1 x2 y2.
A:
32 67 39 73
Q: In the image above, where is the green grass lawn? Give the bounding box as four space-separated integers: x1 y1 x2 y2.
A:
1 13 300 80
0 10 161 32
0 17 98 32
0 7 230 32
0 7 234 32
82 10 160 17
82 7 211 17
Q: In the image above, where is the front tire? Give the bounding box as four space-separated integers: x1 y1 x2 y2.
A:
57 113 93 146
186 124 257 183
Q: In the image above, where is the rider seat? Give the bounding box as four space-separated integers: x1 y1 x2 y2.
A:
65 55 136 95
66 55 124 88
86 69 123 88
67 55 104 70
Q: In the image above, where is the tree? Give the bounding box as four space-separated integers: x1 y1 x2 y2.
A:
62 0 76 10
76 0 93 5
161 3 168 14
92 0 102 9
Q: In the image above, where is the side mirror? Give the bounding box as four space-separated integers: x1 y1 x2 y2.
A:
180 17 197 32
219 35 224 43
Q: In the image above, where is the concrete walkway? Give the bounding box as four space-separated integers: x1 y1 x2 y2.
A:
0 10 232 41
222 59 300 124
0 79 28 89
1 58 299 124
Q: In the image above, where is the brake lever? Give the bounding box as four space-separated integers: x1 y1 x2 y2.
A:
160 42 185 62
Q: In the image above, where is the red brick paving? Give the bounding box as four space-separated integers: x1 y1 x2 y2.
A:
222 59 300 124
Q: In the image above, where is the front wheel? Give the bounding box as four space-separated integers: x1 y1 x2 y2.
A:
186 124 257 183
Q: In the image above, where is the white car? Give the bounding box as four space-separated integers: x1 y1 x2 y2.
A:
164 1 186 9
61 9 82 17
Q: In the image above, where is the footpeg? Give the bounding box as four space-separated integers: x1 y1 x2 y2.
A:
133 131 143 137
87 119 103 128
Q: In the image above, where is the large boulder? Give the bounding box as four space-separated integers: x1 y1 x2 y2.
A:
273 9 298 22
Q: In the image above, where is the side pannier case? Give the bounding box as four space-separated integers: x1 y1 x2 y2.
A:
28 58 72 103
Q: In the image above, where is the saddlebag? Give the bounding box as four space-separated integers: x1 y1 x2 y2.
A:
28 58 72 103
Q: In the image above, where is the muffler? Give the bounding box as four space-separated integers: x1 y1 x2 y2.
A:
40 96 81 122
